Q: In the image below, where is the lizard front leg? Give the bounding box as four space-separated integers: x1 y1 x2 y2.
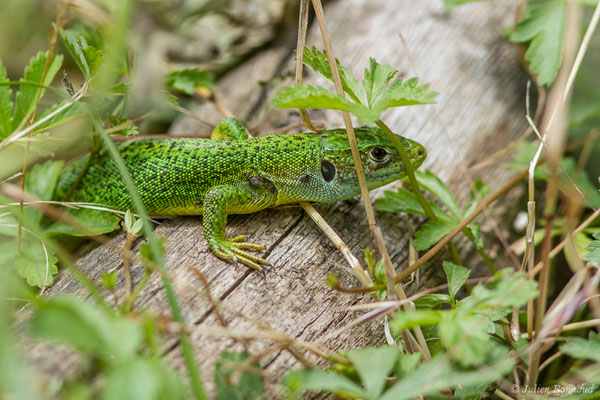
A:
202 180 277 270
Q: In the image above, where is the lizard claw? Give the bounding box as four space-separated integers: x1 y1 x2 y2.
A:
209 237 270 271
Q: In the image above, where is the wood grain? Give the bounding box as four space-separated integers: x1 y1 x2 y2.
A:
28 0 530 396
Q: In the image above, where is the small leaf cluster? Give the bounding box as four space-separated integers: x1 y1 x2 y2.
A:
0 161 120 288
375 170 489 251
29 295 188 399
272 47 437 124
285 268 537 399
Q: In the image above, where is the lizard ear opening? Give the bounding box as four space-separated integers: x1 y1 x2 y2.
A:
321 160 336 182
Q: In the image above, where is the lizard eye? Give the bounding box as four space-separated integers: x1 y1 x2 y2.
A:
321 160 336 182
369 147 387 161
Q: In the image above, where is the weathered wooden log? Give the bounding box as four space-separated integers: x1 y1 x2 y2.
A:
28 0 529 396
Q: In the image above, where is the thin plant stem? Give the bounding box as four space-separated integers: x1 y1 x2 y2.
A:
394 168 530 284
295 0 323 132
375 119 464 267
310 0 430 359
528 0 581 386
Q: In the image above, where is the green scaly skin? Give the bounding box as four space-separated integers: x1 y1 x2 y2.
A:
55 118 427 270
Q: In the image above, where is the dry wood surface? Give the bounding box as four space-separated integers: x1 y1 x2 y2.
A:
28 0 531 395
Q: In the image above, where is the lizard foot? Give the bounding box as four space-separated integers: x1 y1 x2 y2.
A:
209 237 270 271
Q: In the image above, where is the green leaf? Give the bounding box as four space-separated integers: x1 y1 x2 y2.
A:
379 353 513 400
415 170 461 219
45 208 121 236
103 358 187 400
30 295 143 361
284 369 368 399
272 83 351 111
561 332 600 362
12 239 58 288
389 309 442 333
284 48 437 124
302 47 364 103
510 0 566 86
442 261 470 303
362 58 397 107
394 352 422 380
464 222 484 250
164 69 215 96
13 51 63 130
584 248 600 263
377 77 437 109
215 351 264 400
413 294 452 309
24 160 63 226
346 346 399 398
443 0 486 9
414 220 456 251
0 58 13 138
438 310 492 366
60 28 103 79
461 269 538 311
101 270 118 290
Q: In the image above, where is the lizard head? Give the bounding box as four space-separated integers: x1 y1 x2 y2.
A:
319 127 427 200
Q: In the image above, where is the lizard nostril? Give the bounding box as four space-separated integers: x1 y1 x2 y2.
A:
417 150 423 156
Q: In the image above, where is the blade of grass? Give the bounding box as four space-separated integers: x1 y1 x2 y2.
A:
88 111 206 399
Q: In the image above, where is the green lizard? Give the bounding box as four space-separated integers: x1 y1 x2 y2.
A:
55 118 426 270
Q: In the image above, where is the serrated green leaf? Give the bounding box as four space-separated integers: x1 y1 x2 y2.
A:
347 346 399 398
378 77 437 109
362 58 397 107
284 369 368 399
464 222 484 250
60 28 95 78
0 58 13 138
510 0 566 86
439 310 492 366
12 239 58 288
415 170 461 219
215 351 264 400
414 220 456 251
389 309 442 333
443 261 470 302
584 248 600 263
464 269 538 310
561 332 600 362
302 47 364 103
13 51 63 131
24 160 63 226
31 295 143 361
443 0 486 9
272 83 351 111
164 69 215 96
